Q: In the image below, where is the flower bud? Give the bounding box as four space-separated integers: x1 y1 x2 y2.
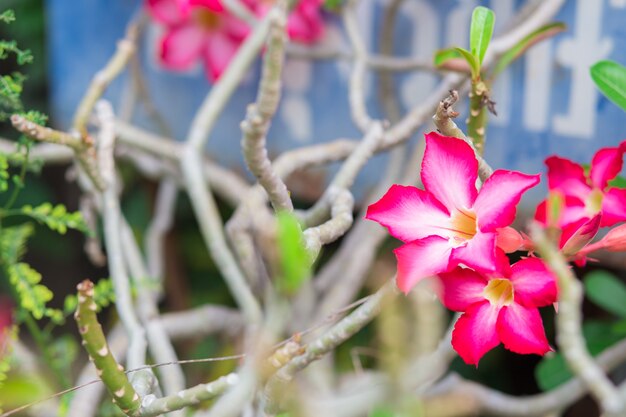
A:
496 227 524 253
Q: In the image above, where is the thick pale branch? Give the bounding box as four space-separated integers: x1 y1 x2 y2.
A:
73 25 137 138
532 224 624 415
241 4 293 212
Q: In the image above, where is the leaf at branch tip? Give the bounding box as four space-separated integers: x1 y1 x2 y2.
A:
591 60 626 112
453 47 481 79
584 270 626 318
276 211 312 296
470 6 495 65
492 22 566 78
434 48 461 67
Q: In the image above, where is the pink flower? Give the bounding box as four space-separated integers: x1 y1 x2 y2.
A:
0 297 13 358
244 0 325 44
147 0 250 81
438 252 557 366
535 142 626 229
366 132 540 294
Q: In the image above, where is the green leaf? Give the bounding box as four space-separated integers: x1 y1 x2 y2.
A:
608 175 626 189
20 202 91 235
492 22 566 78
433 48 462 67
8 262 52 320
469 6 495 65
590 60 626 112
0 10 15 24
0 223 33 264
584 270 626 318
454 47 481 79
276 212 311 296
535 321 623 390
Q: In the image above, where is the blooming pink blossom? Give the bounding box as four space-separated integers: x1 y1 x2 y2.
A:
366 132 539 294
244 0 325 44
535 142 626 229
438 251 557 366
147 0 250 81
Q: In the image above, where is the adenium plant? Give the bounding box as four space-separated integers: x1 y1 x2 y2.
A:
367 131 626 365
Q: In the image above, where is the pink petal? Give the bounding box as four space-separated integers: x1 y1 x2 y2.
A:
450 231 497 272
560 215 601 256
421 132 478 213
365 184 452 243
590 141 626 190
203 30 241 81
509 258 557 308
534 195 589 227
287 5 324 44
147 0 190 25
159 23 207 70
438 268 487 311
497 303 550 356
190 0 224 11
474 170 540 232
452 301 500 366
600 188 626 227
545 156 590 201
394 236 452 294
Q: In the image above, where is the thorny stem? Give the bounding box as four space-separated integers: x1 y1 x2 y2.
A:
74 280 141 416
466 79 490 155
72 25 137 139
432 90 494 181
241 2 293 212
10 115 106 190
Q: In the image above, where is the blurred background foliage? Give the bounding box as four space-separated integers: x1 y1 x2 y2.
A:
1 2 626 417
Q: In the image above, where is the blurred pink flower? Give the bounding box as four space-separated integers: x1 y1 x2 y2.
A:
438 252 556 366
0 297 13 357
535 142 626 228
244 0 325 44
147 0 250 80
535 142 626 259
366 132 539 294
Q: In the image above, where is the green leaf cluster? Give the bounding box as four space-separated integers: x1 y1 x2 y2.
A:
433 6 564 82
20 203 91 235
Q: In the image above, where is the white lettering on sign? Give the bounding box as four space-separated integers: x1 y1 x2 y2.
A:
524 41 553 132
490 0 514 126
553 0 612 138
398 0 438 109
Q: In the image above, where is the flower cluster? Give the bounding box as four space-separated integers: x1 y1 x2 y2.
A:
146 0 325 81
367 132 555 365
368 132 626 365
534 142 626 261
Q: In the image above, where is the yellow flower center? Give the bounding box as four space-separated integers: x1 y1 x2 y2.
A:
483 278 514 307
584 188 604 216
193 9 221 29
449 209 477 246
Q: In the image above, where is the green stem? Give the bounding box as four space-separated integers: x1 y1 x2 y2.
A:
3 144 30 210
466 80 489 155
74 280 141 416
21 312 71 389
